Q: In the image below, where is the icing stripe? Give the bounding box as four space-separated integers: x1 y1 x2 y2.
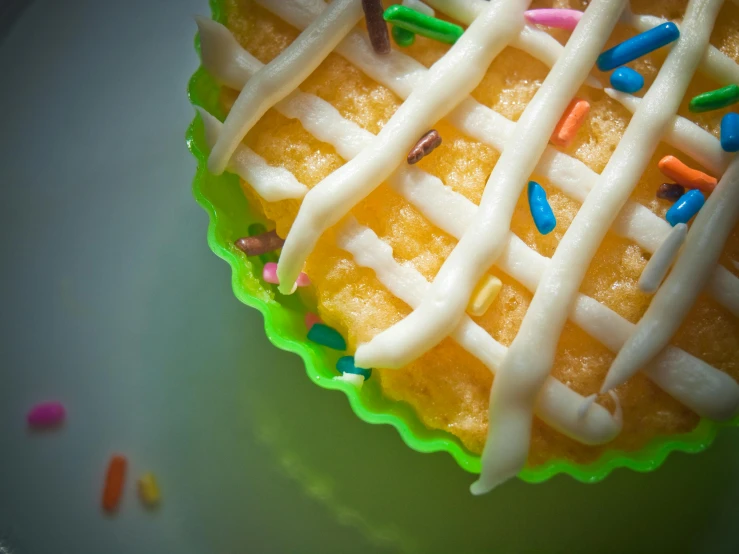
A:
197 108 308 201
602 156 739 393
355 0 625 373
196 19 738 421
273 0 531 293
475 0 727 494
242 3 736 312
338 219 622 444
207 0 363 174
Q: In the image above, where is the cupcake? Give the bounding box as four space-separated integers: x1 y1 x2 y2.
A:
188 0 739 493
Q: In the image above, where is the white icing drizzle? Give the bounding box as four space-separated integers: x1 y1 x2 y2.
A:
207 0 363 175
198 0 739 493
355 0 625 372
198 7 738 421
201 92 739 422
621 6 739 86
247 0 736 314
273 0 532 293
402 0 435 17
197 17 739 314
602 156 739 394
638 223 688 294
197 107 308 201
472 0 726 494
338 219 622 444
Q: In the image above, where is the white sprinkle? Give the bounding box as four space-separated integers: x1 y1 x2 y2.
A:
638 223 688 293
334 372 365 388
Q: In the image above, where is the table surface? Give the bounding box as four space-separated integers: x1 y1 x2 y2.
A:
1 1 738 553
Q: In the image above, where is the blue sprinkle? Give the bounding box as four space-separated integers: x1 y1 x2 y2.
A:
527 181 556 235
337 356 372 380
666 189 705 226
720 113 739 153
597 22 679 72
307 323 347 351
609 67 644 94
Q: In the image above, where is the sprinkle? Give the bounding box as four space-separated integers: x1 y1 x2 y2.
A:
524 9 583 31
402 0 434 17
304 312 322 330
720 113 739 153
656 183 685 202
689 84 739 113
638 223 688 293
391 25 415 47
384 5 464 45
551 98 590 148
467 275 502 317
102 455 127 513
263 262 311 288
307 323 347 350
27 401 65 428
337 355 372 380
234 230 284 256
527 181 556 235
666 189 705 226
596 22 680 72
658 155 717 194
334 372 365 388
362 0 391 55
138 473 161 507
407 129 442 164
609 67 644 94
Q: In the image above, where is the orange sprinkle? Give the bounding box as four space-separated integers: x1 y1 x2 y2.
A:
102 455 127 512
551 98 590 148
658 155 717 193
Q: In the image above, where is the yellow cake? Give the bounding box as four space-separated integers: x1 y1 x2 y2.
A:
197 0 739 486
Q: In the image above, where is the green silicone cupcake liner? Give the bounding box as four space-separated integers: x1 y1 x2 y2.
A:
186 0 736 484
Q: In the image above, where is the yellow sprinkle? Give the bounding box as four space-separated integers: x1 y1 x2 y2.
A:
467 275 502 317
138 472 161 507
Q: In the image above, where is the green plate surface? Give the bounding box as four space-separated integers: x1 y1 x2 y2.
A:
186 0 736 484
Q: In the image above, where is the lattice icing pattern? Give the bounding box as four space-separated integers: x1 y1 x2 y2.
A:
195 0 739 493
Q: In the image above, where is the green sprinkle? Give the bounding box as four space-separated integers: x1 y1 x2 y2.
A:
383 5 464 45
391 25 415 47
307 324 346 351
689 84 739 113
337 356 372 380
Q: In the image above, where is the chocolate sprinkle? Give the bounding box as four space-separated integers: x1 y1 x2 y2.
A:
362 0 391 55
656 182 685 202
235 230 285 256
407 129 442 164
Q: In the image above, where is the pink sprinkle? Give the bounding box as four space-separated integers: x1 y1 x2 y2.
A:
262 262 311 287
305 312 322 330
524 9 582 31
27 401 66 427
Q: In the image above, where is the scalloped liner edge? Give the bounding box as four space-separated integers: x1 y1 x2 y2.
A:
185 0 737 485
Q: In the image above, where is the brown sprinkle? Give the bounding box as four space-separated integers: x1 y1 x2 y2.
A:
656 182 685 202
362 0 390 55
407 129 442 164
235 230 285 256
